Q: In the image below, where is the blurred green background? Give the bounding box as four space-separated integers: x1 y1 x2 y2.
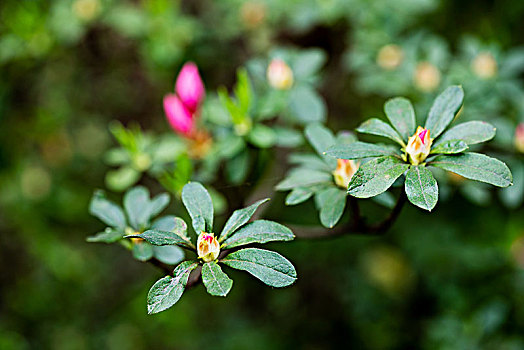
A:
2 0 524 349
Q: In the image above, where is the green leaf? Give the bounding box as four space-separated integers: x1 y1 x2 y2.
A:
289 85 326 124
234 68 253 116
153 246 185 265
152 215 181 231
384 97 416 142
86 228 123 243
304 123 336 166
89 190 127 229
248 124 277 148
221 220 294 249
435 121 496 146
425 85 464 138
105 166 141 192
220 198 270 243
124 186 151 230
275 168 332 191
132 241 154 261
289 153 332 171
430 140 468 155
147 261 199 314
149 193 170 218
429 152 512 187
348 156 410 198
202 262 233 297
292 48 326 78
274 127 304 148
356 118 405 146
325 142 395 160
221 248 297 288
128 220 194 250
315 187 347 228
405 165 438 211
226 148 250 184
181 182 214 233
285 187 315 205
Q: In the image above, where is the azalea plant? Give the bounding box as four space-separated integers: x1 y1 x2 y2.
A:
89 60 514 314
326 85 512 211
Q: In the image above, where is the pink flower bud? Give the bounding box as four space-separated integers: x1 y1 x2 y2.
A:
163 94 194 136
333 159 359 188
197 232 220 262
175 62 205 113
515 123 524 153
406 126 432 165
267 58 294 90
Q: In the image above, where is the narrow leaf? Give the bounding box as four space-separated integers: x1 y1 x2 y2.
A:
147 261 199 314
221 220 294 249
275 168 332 191
86 228 123 243
405 165 438 211
435 121 496 146
127 222 194 250
425 85 464 138
89 190 127 229
429 152 512 187
289 153 332 171
325 141 395 160
221 248 297 288
219 198 270 243
202 262 233 297
132 241 154 261
124 186 151 230
356 118 405 146
430 140 468 154
348 156 410 198
149 193 170 218
304 123 337 167
181 182 214 233
285 187 315 205
384 97 416 141
153 246 185 265
315 187 347 228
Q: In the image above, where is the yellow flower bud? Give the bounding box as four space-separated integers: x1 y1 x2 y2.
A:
376 44 404 70
197 232 220 262
333 159 359 189
405 126 432 165
267 59 294 90
413 62 441 92
471 52 497 79
240 1 267 29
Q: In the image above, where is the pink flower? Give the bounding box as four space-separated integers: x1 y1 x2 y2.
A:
175 62 205 113
164 62 206 137
163 94 194 136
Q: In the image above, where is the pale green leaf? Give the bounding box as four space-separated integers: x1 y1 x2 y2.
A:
429 152 512 187
124 186 151 230
221 248 297 287
221 220 294 249
147 261 199 314
89 190 127 229
275 168 332 190
425 85 464 138
182 182 214 233
315 187 347 228
220 198 270 243
430 140 468 155
348 156 410 198
356 118 405 146
325 142 395 160
405 165 438 211
202 262 233 297
384 97 416 141
435 121 496 146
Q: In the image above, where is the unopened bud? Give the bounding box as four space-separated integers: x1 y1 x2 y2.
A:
197 232 220 262
406 127 432 165
515 123 524 153
333 159 359 189
267 59 293 90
